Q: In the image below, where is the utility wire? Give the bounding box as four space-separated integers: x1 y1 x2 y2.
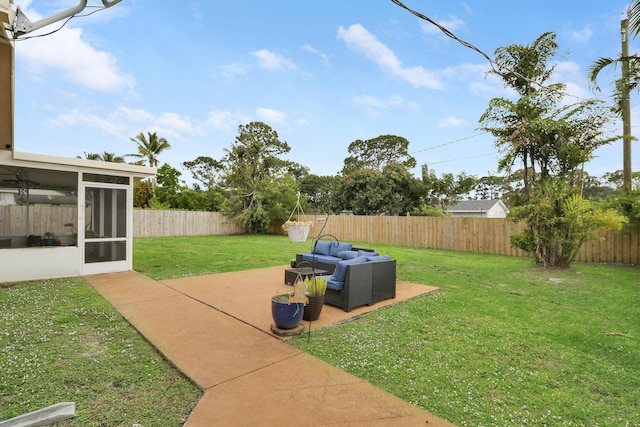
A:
428 152 496 165
389 0 496 71
410 132 485 155
388 0 585 100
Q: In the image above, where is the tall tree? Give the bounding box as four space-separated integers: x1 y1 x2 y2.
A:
334 164 421 215
480 32 625 267
587 16 639 194
342 134 416 175
182 156 224 191
223 121 294 233
129 132 171 168
299 174 342 214
419 165 477 213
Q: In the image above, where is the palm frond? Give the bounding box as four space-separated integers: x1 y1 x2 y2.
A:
629 0 640 37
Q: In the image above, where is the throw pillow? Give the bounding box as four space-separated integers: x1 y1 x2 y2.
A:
333 256 368 282
313 240 332 255
329 242 353 256
337 250 358 260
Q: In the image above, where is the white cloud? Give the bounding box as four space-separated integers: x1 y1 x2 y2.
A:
438 116 466 128
50 106 201 141
218 63 249 79
206 110 237 132
251 49 296 71
51 109 121 136
570 26 593 43
420 17 465 36
551 61 591 101
13 3 134 92
302 44 329 62
256 107 287 125
337 23 443 90
157 113 195 134
353 94 413 117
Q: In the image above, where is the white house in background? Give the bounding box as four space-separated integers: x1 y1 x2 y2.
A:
447 199 509 218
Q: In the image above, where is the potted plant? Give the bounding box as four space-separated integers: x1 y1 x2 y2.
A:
302 275 327 321
64 223 77 246
43 232 56 246
271 292 305 330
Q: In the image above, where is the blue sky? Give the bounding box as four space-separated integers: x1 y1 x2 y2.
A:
9 0 639 182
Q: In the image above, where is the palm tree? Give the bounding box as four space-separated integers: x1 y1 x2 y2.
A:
630 0 640 36
587 12 639 193
587 54 640 115
129 132 171 168
80 151 126 163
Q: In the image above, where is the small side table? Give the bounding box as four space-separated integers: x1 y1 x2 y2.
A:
284 267 328 285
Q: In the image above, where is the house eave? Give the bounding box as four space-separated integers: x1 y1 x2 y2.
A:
7 150 156 178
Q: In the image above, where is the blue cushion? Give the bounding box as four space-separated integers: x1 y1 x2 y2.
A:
333 256 368 282
366 254 393 262
337 250 358 260
329 242 353 256
358 250 378 257
309 254 342 264
313 241 332 255
326 275 345 291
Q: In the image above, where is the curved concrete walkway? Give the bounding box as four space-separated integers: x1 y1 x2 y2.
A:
86 267 456 426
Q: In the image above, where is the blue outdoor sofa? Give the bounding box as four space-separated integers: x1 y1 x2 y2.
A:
295 239 396 312
322 254 397 312
295 240 376 274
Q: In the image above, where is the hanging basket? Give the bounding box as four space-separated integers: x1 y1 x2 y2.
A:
283 221 312 242
283 192 312 242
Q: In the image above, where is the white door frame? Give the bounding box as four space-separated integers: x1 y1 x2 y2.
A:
80 175 133 275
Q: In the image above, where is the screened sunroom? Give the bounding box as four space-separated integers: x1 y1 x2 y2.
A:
0 150 155 282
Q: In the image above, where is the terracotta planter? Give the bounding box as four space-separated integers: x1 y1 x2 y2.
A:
302 295 325 321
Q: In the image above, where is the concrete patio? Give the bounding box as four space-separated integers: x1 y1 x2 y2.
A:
86 265 455 426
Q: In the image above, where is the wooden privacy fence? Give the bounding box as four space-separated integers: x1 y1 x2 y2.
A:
0 205 77 237
296 214 640 265
133 210 244 237
2 207 638 264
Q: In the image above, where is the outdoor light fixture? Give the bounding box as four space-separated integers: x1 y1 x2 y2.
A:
11 0 123 38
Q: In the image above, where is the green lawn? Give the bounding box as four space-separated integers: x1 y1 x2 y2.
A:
135 235 640 426
291 244 640 426
0 278 200 426
2 235 639 426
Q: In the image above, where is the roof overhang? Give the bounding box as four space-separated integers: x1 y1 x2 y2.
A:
3 150 156 179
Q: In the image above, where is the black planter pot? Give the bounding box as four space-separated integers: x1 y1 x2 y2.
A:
302 295 325 321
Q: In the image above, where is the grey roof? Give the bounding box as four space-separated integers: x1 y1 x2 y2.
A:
448 199 504 212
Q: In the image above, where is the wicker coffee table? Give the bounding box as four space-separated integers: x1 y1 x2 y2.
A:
284 267 328 285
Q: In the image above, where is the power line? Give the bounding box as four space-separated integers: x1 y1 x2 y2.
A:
388 0 585 101
410 132 485 155
428 152 496 165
